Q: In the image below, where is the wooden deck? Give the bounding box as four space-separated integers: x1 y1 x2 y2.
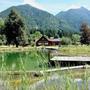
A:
51 56 90 61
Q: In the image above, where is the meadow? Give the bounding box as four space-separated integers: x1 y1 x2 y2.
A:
0 45 90 90
60 45 90 56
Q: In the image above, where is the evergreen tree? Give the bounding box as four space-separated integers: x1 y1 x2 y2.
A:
4 10 24 47
80 23 90 44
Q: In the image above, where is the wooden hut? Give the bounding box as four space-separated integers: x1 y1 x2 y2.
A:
36 36 60 46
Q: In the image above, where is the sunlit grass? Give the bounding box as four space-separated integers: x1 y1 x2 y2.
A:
60 45 90 56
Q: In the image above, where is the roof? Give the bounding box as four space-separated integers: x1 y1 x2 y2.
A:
36 35 48 42
48 39 60 42
36 35 60 42
51 56 90 61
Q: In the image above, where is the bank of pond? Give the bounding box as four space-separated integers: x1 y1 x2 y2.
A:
0 48 90 71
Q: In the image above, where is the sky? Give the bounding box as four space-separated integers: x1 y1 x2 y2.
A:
0 0 90 14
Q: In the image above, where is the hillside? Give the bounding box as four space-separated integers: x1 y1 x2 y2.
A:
1 5 89 37
0 4 60 32
56 7 90 32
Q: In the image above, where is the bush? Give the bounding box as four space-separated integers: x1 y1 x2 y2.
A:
72 34 80 45
61 37 72 45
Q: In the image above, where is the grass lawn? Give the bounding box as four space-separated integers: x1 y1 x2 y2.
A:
59 45 90 56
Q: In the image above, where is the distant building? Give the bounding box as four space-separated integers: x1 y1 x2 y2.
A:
36 36 60 46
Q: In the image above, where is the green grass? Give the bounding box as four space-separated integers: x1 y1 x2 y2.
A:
0 47 47 89
39 68 90 90
60 45 90 56
0 45 89 89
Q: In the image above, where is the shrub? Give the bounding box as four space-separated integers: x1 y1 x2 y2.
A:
72 34 80 45
61 37 72 45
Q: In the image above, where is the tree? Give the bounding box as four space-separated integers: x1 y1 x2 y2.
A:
0 18 6 45
61 37 72 45
0 18 4 28
45 29 58 38
0 18 4 33
30 31 42 46
72 34 80 45
4 10 24 47
80 23 90 45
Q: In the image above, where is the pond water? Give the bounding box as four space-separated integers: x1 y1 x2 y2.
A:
0 51 48 71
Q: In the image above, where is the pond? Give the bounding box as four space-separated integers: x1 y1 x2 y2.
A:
0 50 48 71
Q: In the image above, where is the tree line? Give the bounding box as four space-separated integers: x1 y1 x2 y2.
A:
0 10 90 47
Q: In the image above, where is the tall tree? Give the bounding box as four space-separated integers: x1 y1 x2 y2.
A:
0 18 6 45
0 18 4 33
80 23 90 44
4 10 24 47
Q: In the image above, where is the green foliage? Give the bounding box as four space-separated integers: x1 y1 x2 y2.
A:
20 27 29 45
0 18 6 45
0 18 4 29
0 35 6 45
61 37 72 45
0 18 5 35
45 29 58 38
33 31 42 40
80 23 90 45
30 31 42 45
72 34 80 45
56 7 90 33
0 4 78 39
14 4 60 33
4 9 27 47
1 4 89 45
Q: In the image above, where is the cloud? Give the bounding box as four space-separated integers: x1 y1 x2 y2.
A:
24 0 36 5
23 0 44 10
67 5 80 9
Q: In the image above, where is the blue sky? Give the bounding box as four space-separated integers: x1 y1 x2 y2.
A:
0 0 90 14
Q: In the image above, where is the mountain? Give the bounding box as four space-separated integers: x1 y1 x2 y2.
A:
56 7 90 32
0 4 60 33
1 4 89 37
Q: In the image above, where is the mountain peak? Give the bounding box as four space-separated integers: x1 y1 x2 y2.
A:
67 6 88 12
79 6 88 10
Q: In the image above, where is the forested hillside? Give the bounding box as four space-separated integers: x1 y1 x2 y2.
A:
0 4 79 37
56 7 90 32
0 4 60 37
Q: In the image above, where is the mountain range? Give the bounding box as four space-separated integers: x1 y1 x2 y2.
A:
0 4 90 36
56 7 90 32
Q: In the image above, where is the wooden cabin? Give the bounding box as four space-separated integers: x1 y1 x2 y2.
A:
36 36 60 46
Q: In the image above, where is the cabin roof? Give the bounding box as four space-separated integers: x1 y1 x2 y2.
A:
36 35 48 42
36 36 60 42
48 39 60 42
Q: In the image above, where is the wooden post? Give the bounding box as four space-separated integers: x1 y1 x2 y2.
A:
48 50 51 61
48 49 52 67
